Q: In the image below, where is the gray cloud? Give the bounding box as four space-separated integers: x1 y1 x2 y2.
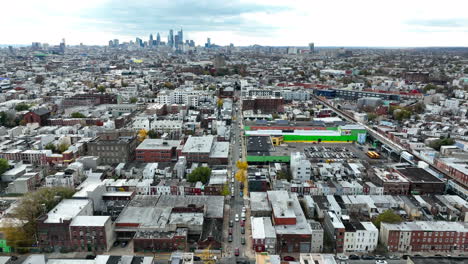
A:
79 0 286 37
407 18 468 28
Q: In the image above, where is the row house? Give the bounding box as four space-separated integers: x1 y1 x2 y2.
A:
380 221 468 253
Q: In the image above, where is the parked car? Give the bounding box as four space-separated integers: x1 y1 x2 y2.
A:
283 256 295 261
228 234 233 242
120 241 127 248
229 220 234 227
241 227 245 234
362 255 375 260
194 256 201 261
229 228 233 235
113 241 120 247
235 248 240 256
337 255 349 261
242 206 246 212
241 237 245 245
388 255 400 260
349 254 360 260
240 220 245 226
235 214 239 221
375 261 387 264
375 255 386 260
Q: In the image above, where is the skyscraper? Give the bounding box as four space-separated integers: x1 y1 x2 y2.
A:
156 33 161 46
168 29 174 48
149 34 153 46
177 28 183 45
309 42 315 53
136 38 143 47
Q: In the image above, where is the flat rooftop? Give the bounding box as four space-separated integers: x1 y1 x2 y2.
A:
182 135 214 153
45 199 91 224
70 216 110 227
136 139 182 150
397 167 444 183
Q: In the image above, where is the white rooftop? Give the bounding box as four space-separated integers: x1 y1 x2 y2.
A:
45 199 91 224
70 216 110 227
182 135 214 153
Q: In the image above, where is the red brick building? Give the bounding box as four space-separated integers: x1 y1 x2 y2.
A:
133 228 188 252
381 221 468 253
69 216 115 252
242 97 284 114
23 108 50 126
135 139 182 162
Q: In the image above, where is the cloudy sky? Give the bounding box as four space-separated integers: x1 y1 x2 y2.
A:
1 0 467 47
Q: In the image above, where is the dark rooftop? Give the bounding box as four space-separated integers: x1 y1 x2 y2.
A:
246 136 271 154
397 168 444 183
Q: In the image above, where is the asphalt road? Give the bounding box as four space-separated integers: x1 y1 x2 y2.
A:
347 260 406 264
224 101 247 258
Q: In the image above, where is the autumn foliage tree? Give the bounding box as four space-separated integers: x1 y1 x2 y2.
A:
7 187 76 252
138 129 148 142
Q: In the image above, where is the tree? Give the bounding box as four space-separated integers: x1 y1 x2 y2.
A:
15 103 30 112
220 184 231 196
71 112 86 118
163 82 174 89
236 160 248 170
0 111 19 128
11 187 76 249
0 158 9 175
277 170 292 181
44 143 56 152
464 68 468 74
34 75 44 84
130 97 138 104
235 170 246 183
429 138 455 151
187 167 211 184
138 129 148 142
217 98 223 109
3 225 33 253
423 84 437 93
97 85 106 93
58 143 69 153
147 130 159 139
372 209 402 229
367 112 378 121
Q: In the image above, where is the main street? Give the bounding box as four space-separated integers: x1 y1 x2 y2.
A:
222 94 254 263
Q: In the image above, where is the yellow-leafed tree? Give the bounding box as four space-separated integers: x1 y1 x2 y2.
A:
236 160 248 170
138 129 148 142
217 98 223 108
235 170 246 183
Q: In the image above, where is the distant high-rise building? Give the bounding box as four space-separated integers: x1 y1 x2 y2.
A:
149 34 153 46
177 28 183 45
189 40 195 47
168 29 174 48
174 35 179 48
156 33 161 45
136 38 143 47
59 38 66 53
309 42 315 53
113 39 119 47
108 40 114 47
32 42 41 50
205 38 211 48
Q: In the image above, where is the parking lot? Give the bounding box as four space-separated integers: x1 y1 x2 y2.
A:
304 145 358 160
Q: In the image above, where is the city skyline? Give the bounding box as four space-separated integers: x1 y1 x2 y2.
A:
1 0 468 47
